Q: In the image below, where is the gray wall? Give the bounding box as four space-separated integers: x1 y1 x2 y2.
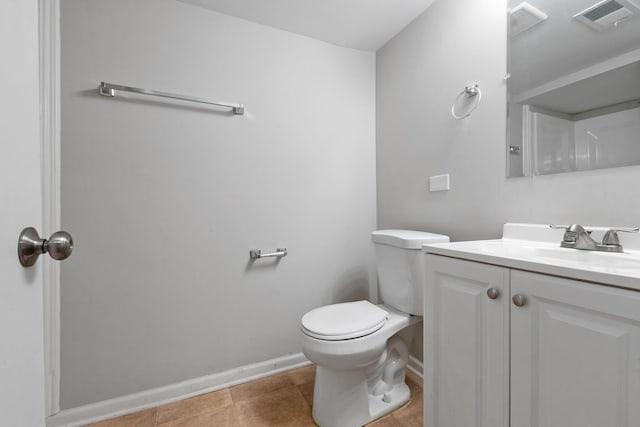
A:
61 0 376 408
377 0 640 357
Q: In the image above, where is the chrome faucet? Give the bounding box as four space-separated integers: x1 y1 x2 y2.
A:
550 224 639 253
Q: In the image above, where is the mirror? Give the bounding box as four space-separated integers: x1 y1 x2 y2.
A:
507 0 640 177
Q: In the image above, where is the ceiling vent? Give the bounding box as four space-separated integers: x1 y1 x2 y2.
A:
510 2 549 37
574 0 640 31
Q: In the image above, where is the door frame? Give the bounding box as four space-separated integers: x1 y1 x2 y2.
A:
40 0 62 416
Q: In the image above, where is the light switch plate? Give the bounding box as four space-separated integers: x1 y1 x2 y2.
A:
429 174 450 192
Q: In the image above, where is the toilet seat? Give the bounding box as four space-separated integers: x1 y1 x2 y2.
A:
301 300 389 341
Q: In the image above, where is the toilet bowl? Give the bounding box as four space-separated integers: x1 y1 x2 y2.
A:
301 301 421 426
300 229 449 427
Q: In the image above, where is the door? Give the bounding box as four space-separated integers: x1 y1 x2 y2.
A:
0 0 47 425
424 255 510 427
511 270 640 427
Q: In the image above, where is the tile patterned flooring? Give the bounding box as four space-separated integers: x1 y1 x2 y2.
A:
85 365 423 427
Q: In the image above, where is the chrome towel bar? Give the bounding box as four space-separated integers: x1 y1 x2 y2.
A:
98 82 244 115
249 248 287 260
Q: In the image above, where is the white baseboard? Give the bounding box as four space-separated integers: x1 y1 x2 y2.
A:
47 353 311 427
48 352 422 426
407 355 423 379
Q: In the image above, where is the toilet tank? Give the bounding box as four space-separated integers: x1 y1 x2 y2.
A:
372 229 449 315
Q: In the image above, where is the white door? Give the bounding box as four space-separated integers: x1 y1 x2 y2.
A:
0 0 47 425
424 255 510 427
511 270 640 427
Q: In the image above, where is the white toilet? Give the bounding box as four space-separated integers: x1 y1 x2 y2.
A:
300 229 449 427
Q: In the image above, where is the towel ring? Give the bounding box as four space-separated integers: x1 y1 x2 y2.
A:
451 84 481 120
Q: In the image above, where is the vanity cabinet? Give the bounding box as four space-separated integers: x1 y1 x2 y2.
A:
424 255 510 427
425 254 640 427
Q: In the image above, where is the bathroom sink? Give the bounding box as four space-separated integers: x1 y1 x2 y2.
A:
474 239 640 271
423 223 640 290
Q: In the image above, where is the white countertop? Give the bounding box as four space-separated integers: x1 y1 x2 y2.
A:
423 223 640 291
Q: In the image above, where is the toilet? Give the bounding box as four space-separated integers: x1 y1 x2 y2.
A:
300 229 449 427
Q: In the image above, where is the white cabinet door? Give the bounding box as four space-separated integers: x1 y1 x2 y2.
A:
424 255 510 427
511 270 640 427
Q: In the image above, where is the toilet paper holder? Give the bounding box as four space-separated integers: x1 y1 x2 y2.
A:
249 248 287 260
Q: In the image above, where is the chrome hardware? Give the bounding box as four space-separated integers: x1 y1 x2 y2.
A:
509 145 521 154
512 294 527 307
249 248 287 260
602 228 639 248
451 84 482 120
549 224 637 253
463 85 480 96
98 82 245 115
487 288 500 300
18 227 73 267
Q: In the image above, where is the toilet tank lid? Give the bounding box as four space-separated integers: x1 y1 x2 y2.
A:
372 229 449 249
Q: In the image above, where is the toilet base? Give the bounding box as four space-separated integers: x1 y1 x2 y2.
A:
312 367 411 427
311 365 411 427
368 381 410 421
310 322 418 427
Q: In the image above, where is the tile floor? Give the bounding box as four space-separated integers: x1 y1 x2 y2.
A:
85 365 423 427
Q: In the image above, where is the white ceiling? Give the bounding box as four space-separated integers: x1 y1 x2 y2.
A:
177 0 436 51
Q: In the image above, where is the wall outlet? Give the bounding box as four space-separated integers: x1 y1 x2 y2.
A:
429 174 450 192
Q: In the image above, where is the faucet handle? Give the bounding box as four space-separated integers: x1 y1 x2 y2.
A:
549 224 570 230
607 227 640 233
550 224 572 238
602 227 639 246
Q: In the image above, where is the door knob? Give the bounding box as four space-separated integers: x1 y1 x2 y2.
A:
18 227 73 267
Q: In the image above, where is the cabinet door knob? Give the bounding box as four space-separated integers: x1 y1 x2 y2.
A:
487 288 500 300
512 294 527 307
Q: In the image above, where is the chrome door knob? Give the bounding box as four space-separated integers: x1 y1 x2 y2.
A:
45 231 73 260
512 294 527 307
18 227 73 267
487 288 500 300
